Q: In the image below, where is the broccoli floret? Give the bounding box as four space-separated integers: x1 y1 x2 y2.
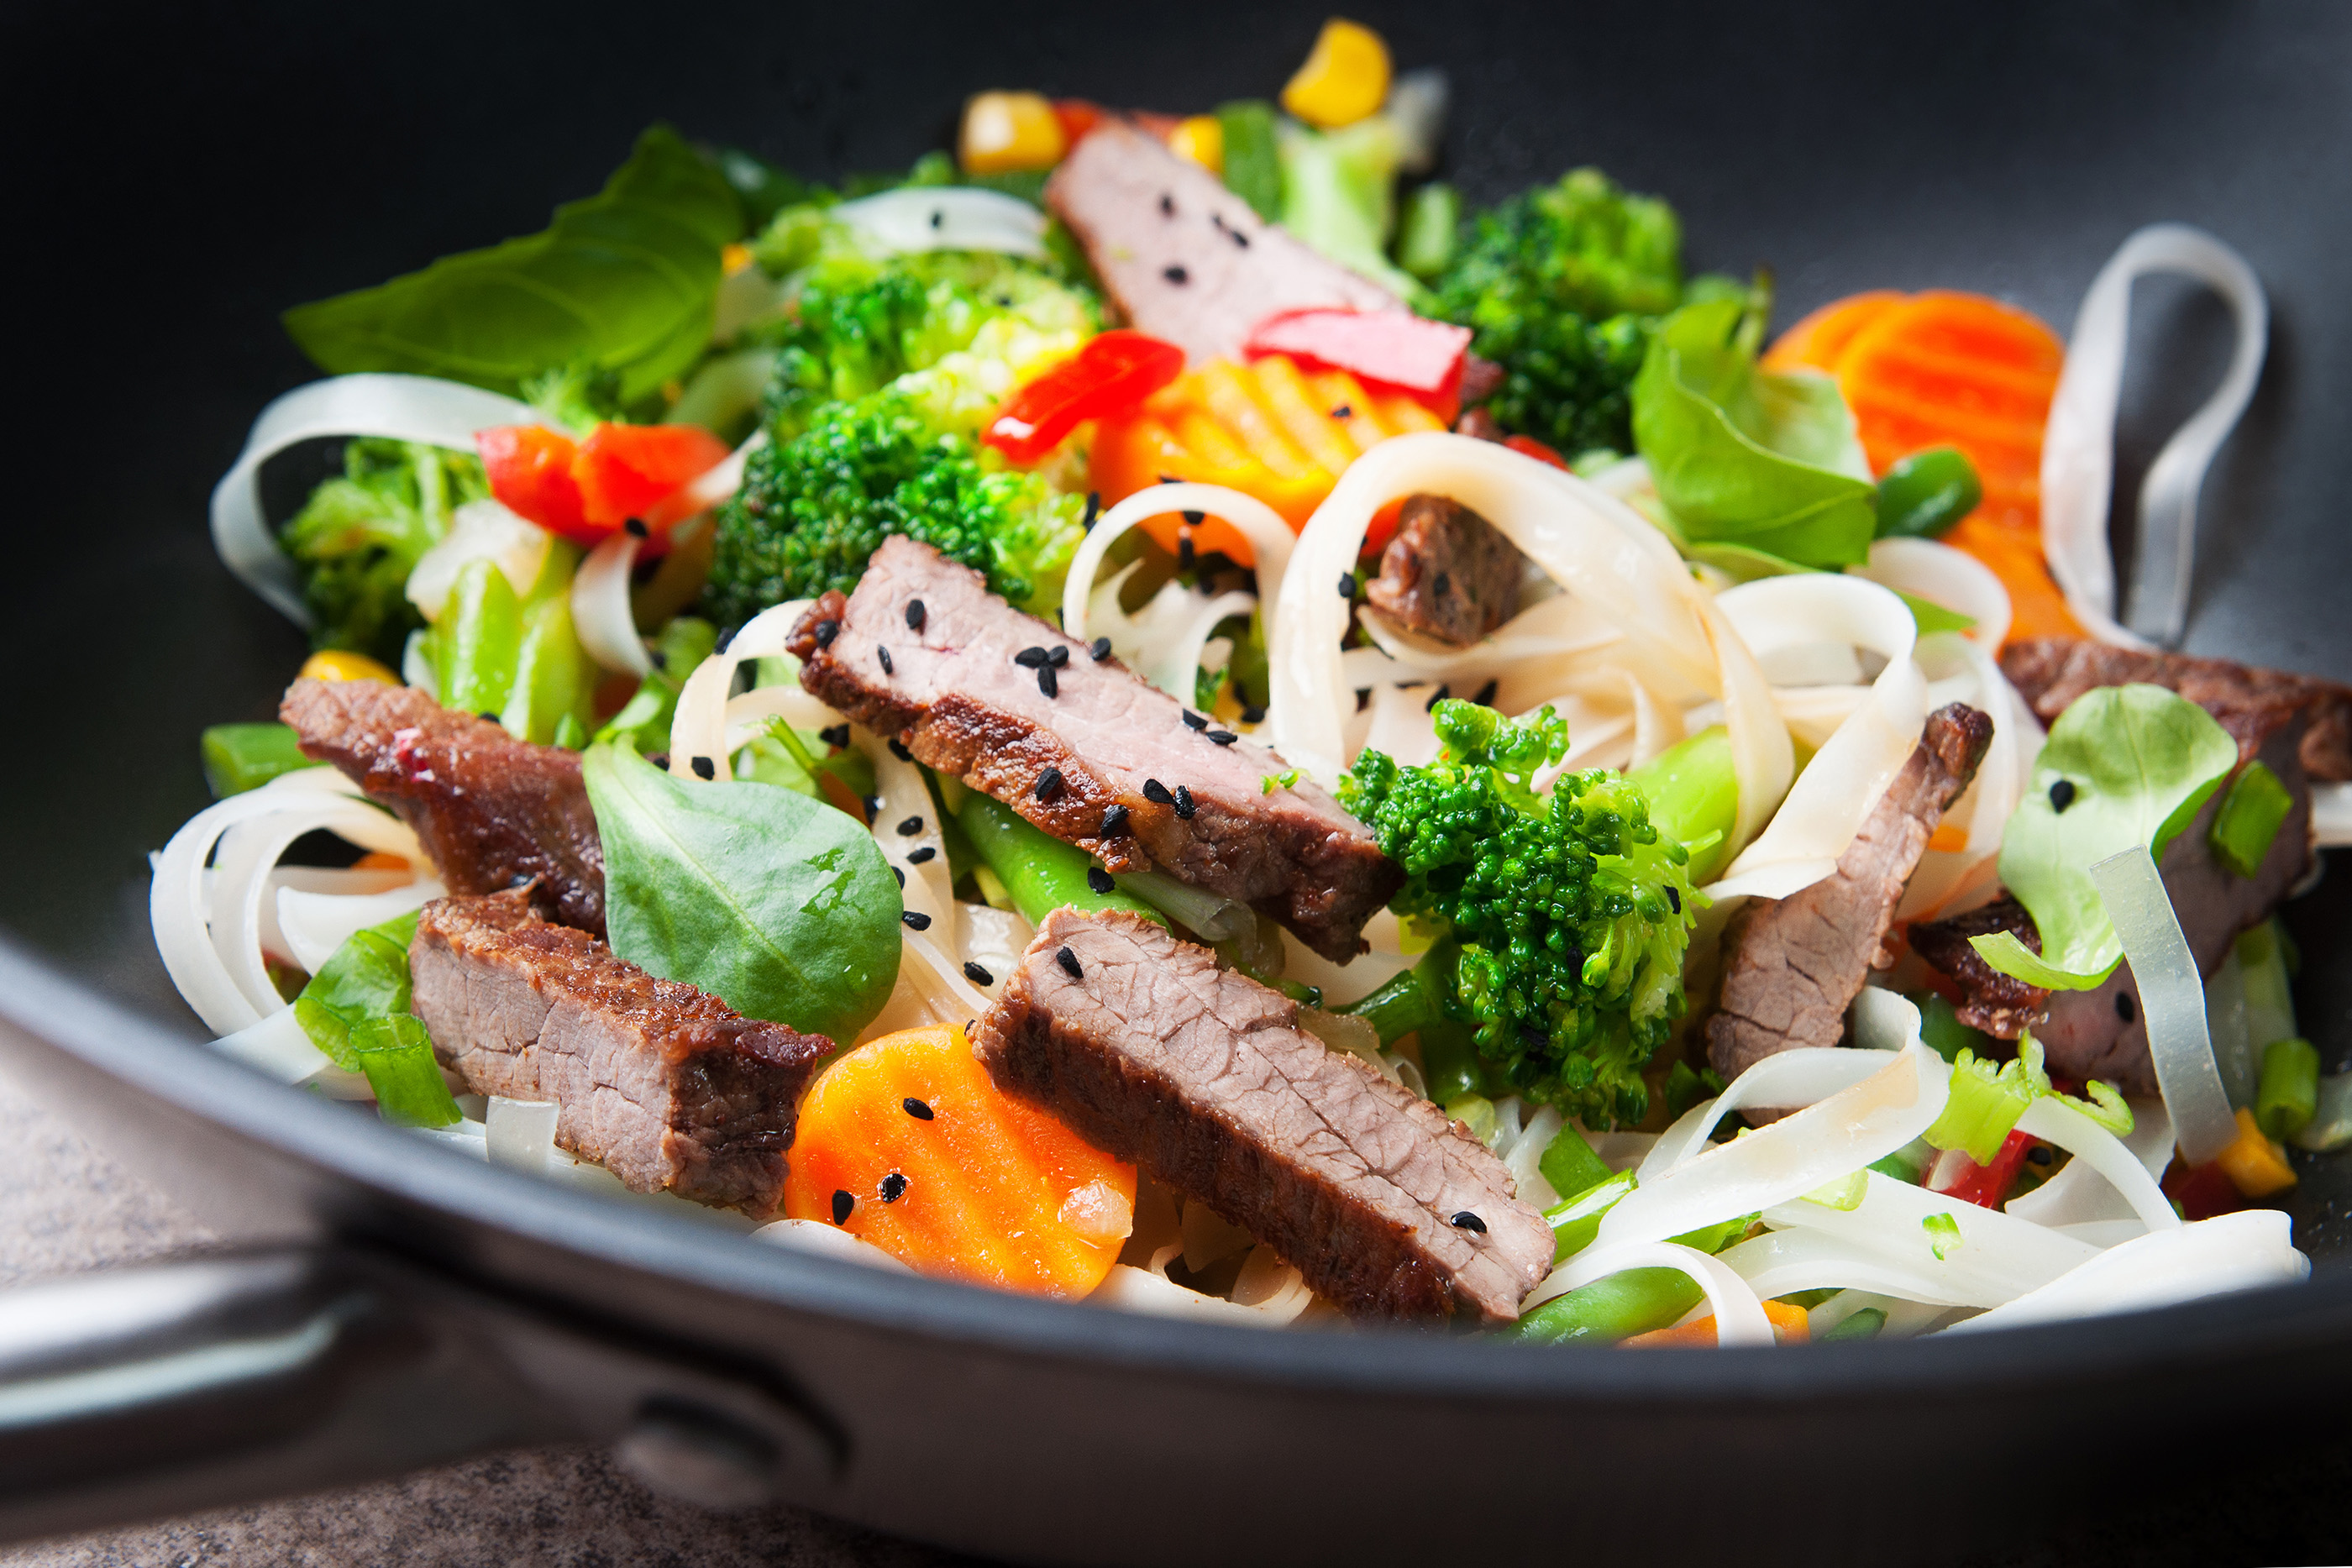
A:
1341 700 1700 1126
279 438 486 666
1433 168 1687 457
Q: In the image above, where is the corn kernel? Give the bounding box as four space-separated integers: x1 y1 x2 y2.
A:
1167 114 1224 174
298 649 398 686
2216 1106 2297 1198
1281 18 1392 129
720 242 753 275
960 91 1067 175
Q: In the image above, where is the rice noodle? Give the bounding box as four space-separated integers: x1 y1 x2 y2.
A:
1763 1172 2101 1302
2010 1096 2180 1235
2088 846 2239 1162
1061 482 1295 643
1856 538 2013 649
831 187 1050 260
1720 1228 1995 1309
407 498 551 621
1896 632 2041 920
669 599 816 779
211 373 545 624
1522 1240 1774 1345
2040 224 2267 647
2310 783 2352 847
276 877 441 973
1149 590 1258 704
2004 1098 2172 1229
572 532 653 675
753 1218 918 1272
1638 1046 1908 1182
1937 1209 2306 1334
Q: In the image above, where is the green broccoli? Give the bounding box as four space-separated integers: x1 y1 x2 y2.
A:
1432 168 1690 458
279 438 486 666
1341 700 1700 1125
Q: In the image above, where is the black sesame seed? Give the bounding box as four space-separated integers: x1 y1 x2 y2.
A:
2050 779 2078 813
1015 646 1048 668
880 1172 909 1203
1142 779 1173 805
1242 705 1266 724
690 756 716 780
1163 264 1189 285
1473 679 1499 706
1038 665 1059 698
1087 866 1116 894
877 646 894 675
2028 1145 2054 1166
906 599 927 632
1425 684 1452 713
1159 473 1179 485
1177 533 1195 571
1056 946 1084 980
1047 645 1070 667
1356 689 1371 711
2116 991 2137 1023
903 1097 935 1120
902 909 932 930
1450 1211 1488 1234
1433 570 1452 598
930 208 944 229
882 739 913 765
820 724 850 748
961 961 993 987
831 1189 854 1225
1208 731 1237 745
1090 636 1113 662
1329 404 1352 420
1082 491 1101 531
813 619 839 648
1667 884 1682 915
1210 211 1226 229
863 794 882 816
1158 191 1174 217
624 517 648 538
1173 784 1195 820
1182 709 1207 731
1183 509 1205 526
906 846 937 864
652 754 671 771
1338 572 1357 598
481 711 502 723
891 865 906 888
897 815 924 836
1100 803 1131 836
1035 767 1065 801
1231 228 1249 249
650 650 668 671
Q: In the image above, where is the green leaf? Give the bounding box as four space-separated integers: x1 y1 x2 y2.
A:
2209 758 2294 878
1893 590 1977 636
1631 297 1878 570
350 1014 463 1129
292 910 423 1072
1923 1211 1963 1261
1970 684 2239 989
283 126 742 401
582 742 900 1042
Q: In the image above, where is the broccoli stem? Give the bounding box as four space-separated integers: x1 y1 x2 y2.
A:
952 792 1163 930
201 723 323 799
1625 725 1737 884
1500 1267 1703 1344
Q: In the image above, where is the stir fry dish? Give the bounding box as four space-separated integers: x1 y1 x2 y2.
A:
160 20 2352 1343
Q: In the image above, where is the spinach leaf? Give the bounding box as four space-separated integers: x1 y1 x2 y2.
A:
293 909 423 1071
1631 297 1877 571
284 126 743 402
582 742 900 1042
1971 684 2239 989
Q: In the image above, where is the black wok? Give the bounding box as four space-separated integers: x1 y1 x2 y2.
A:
6 3 2351 1561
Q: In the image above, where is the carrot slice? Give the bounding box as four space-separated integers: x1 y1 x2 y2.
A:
1625 1298 1812 1347
1761 290 1907 375
782 1024 1137 1298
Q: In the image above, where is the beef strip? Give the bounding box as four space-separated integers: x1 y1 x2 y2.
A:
1706 703 1993 1082
2001 636 2352 781
282 678 606 935
1906 897 2050 1037
787 535 1399 962
974 908 1553 1324
1364 495 1528 648
1045 120 1398 364
409 889 827 1214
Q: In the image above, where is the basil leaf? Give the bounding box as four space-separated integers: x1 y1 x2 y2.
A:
283 125 743 401
1631 297 1877 570
582 742 900 1042
350 1014 463 1129
1971 684 2239 990
293 909 423 1072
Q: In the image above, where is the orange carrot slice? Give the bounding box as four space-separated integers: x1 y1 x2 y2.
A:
783 1024 1137 1298
1625 1298 1812 1347
1761 290 1906 375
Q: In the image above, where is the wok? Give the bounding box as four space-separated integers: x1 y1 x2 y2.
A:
5 3 2350 1560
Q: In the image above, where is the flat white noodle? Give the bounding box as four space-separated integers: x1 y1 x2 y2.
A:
1721 1228 1992 1309
2089 847 2239 1162
1763 1171 2100 1302
211 374 546 624
1360 683 1443 768
1268 433 1791 852
2311 783 2352 848
1150 590 1258 704
722 684 843 753
1856 538 2013 649
753 1218 917 1272
859 727 953 939
276 878 441 974
831 187 1049 260
2004 1097 2171 1229
1638 1045 1906 1182
669 599 814 779
1062 483 1294 643
407 498 550 621
1936 1210 2306 1334
572 533 653 676
1504 1105 1566 1210
2040 224 2267 647
957 903 1033 1002
680 429 767 512
1522 1240 1774 1345
486 1096 559 1175
2011 1096 2180 1235
1354 590 1622 679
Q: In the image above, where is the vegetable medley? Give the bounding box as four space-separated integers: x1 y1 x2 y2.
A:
156 18 2342 1345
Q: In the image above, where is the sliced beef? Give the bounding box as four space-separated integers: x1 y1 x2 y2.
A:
973 908 1553 1324
787 535 1398 962
1706 704 1993 1082
408 889 827 1215
282 678 606 935
1045 120 1398 364
2001 636 2352 782
1906 897 2050 1038
1363 495 1528 648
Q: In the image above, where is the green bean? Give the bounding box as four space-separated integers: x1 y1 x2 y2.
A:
1873 446 1982 540
2257 1037 2321 1141
1214 100 1282 222
953 791 1163 929
1821 1307 1886 1342
434 558 522 720
1503 1267 1703 1345
200 722 322 798
1537 1122 1613 1204
1625 726 1737 883
1398 181 1461 280
503 592 590 744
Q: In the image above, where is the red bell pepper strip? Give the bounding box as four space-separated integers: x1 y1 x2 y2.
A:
983 330 1185 464
1244 308 1473 397
476 422 729 546
476 426 588 540
1503 433 1571 471
1926 1129 2037 1209
2161 1155 2248 1221
1051 98 1107 146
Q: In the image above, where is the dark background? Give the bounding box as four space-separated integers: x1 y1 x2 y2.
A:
5 3 2351 1560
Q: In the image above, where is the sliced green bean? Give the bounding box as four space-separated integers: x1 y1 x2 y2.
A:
953 792 1163 928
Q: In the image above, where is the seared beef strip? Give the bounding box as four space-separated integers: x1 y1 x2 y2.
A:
2002 637 2352 781
787 536 1399 962
1906 897 2050 1037
409 889 827 1215
1364 495 1528 648
1706 704 1992 1082
974 909 1553 1325
282 679 606 935
1045 120 1398 364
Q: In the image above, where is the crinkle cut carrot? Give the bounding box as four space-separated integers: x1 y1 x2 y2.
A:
1761 290 1906 376
782 1024 1137 1298
1626 1298 1812 1347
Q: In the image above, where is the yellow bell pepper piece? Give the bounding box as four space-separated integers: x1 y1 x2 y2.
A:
1281 18 1393 129
720 242 753 275
1167 114 1224 174
2215 1106 2298 1198
960 91 1067 175
298 649 399 685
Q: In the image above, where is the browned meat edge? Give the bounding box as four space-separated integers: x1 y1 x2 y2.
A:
1364 495 1529 648
1705 703 1993 1082
409 889 828 1214
973 908 1554 1325
1906 897 2050 1037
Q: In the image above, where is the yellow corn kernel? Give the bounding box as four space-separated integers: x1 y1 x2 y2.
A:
1281 18 1392 129
720 242 753 275
1167 114 1224 174
2216 1106 2298 1198
298 649 398 685
960 91 1067 175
